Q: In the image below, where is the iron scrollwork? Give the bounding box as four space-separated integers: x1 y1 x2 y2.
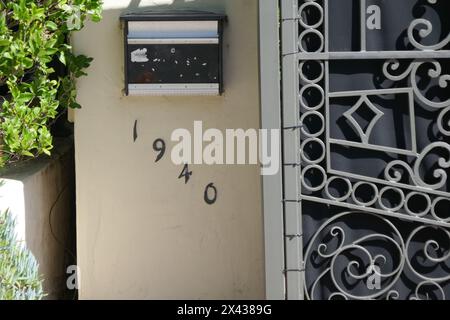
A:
304 211 450 300
292 0 450 300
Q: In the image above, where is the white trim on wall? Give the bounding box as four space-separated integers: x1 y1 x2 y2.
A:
258 0 286 300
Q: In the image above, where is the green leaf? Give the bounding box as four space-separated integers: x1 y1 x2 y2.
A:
21 150 34 157
70 102 82 109
18 92 34 103
22 57 34 69
58 51 66 65
45 21 58 31
91 12 102 23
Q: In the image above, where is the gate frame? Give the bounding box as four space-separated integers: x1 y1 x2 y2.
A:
260 0 450 301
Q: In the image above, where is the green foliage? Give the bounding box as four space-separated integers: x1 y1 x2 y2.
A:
0 0 102 166
0 209 44 299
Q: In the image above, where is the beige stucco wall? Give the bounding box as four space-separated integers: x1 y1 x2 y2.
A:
72 0 264 299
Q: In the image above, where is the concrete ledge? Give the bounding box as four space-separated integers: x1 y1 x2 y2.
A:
0 137 76 299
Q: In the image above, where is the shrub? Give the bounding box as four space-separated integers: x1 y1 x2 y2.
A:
0 209 44 299
0 0 102 167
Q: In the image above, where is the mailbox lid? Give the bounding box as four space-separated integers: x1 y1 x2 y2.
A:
121 10 226 39
120 10 227 22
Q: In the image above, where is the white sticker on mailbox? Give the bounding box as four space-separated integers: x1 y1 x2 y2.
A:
131 48 149 63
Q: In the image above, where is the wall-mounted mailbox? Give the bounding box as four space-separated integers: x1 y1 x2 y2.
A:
120 11 227 96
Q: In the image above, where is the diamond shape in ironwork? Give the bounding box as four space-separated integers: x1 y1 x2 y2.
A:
343 96 385 144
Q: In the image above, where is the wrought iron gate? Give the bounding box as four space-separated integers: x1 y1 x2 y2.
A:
280 0 450 300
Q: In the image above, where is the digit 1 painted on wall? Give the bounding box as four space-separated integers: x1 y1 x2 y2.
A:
133 120 138 142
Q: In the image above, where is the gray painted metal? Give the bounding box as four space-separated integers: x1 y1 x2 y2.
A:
279 0 450 300
259 0 286 300
128 83 219 96
127 20 219 39
127 38 219 44
281 0 304 300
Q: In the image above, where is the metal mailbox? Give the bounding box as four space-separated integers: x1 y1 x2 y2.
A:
120 10 227 96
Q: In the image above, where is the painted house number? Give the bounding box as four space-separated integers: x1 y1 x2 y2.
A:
367 5 381 30
133 121 218 206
